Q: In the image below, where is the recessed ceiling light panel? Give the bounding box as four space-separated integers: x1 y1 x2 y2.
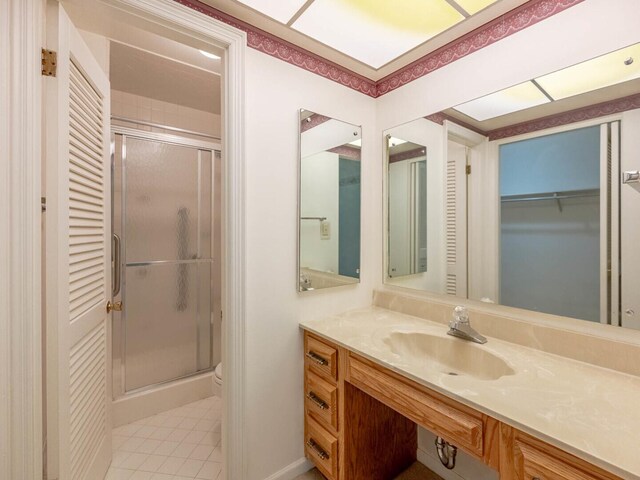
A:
199 50 221 60
234 0 309 23
536 43 640 100
292 0 464 68
453 0 499 15
454 81 551 121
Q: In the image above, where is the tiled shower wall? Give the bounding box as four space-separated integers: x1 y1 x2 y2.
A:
111 90 221 140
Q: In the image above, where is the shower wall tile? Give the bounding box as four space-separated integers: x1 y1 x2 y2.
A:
111 90 221 139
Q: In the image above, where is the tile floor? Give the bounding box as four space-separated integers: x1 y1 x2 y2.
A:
105 396 222 480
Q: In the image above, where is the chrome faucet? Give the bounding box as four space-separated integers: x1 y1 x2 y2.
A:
447 306 487 344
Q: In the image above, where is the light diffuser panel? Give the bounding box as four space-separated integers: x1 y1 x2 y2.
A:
454 0 499 15
453 81 550 121
293 0 464 68
536 43 640 101
234 0 309 23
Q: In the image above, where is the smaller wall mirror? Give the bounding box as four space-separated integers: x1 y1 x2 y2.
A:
298 109 361 292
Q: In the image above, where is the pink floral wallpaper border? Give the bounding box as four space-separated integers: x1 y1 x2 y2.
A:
175 0 583 98
389 147 427 164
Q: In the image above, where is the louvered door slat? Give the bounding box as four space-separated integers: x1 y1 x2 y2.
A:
446 142 458 296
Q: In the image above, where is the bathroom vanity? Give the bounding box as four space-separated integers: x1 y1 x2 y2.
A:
300 296 640 480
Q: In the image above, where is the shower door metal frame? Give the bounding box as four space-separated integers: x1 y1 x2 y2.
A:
111 125 221 398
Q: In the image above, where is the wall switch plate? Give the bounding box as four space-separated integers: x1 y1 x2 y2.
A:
320 220 330 239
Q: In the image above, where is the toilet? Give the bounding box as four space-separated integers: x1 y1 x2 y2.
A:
214 362 222 386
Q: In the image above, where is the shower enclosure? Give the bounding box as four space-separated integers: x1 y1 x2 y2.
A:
111 127 221 396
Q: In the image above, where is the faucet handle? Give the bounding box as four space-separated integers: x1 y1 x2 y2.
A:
452 306 469 323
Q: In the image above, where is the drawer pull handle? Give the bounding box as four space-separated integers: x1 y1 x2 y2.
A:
306 392 329 410
306 439 330 460
306 351 328 366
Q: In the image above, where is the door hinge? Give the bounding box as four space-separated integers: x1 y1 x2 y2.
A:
466 165 471 175
41 49 57 77
41 197 46 213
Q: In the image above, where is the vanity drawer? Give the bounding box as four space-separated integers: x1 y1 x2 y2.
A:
305 370 338 431
511 433 621 480
305 334 338 382
348 353 484 457
305 416 338 480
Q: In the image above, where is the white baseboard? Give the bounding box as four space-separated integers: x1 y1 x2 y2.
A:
113 372 215 426
261 457 313 480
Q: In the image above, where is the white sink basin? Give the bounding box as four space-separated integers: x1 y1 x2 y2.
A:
383 331 515 381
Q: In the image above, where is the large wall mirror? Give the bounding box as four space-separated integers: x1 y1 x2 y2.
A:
299 109 361 292
385 42 640 330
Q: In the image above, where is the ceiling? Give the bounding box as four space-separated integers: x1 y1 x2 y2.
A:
443 43 640 132
202 0 528 79
110 42 222 114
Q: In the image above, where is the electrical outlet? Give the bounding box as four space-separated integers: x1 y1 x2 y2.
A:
320 220 330 239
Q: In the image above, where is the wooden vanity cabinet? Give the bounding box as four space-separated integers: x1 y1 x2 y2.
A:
303 333 417 480
302 331 622 480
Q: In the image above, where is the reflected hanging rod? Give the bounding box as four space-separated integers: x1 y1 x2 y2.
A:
500 188 599 203
301 216 327 221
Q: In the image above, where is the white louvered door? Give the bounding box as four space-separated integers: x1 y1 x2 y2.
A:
45 3 112 480
445 140 468 297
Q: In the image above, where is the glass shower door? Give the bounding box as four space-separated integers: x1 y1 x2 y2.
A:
114 134 214 393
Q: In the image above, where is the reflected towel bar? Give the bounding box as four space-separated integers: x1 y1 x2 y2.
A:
301 216 327 221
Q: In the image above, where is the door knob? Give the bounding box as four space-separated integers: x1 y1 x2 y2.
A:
106 300 123 314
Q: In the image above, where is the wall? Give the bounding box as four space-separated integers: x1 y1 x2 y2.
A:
244 49 379 480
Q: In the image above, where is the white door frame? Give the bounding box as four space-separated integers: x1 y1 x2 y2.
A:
100 2 247 478
0 0 44 479
1 0 247 478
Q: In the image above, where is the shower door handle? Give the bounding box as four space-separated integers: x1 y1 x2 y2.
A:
623 170 640 184
112 233 122 296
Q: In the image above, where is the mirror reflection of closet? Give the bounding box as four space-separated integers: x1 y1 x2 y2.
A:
499 124 616 324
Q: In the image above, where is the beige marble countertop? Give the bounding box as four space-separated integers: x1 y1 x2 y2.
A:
300 306 640 479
